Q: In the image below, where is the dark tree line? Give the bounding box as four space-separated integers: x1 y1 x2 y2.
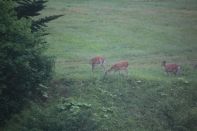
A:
0 0 62 126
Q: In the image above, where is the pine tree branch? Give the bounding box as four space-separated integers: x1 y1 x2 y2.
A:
32 14 64 32
15 0 64 33
15 0 48 18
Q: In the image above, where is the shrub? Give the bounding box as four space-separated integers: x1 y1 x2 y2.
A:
5 98 99 131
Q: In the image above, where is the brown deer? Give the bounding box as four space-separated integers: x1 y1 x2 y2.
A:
104 61 129 77
162 61 181 75
90 56 105 72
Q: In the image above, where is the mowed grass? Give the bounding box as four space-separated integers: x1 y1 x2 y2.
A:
39 0 197 130
43 0 197 82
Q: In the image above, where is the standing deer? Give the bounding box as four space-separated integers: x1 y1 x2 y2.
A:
104 61 129 77
162 61 181 76
90 56 105 72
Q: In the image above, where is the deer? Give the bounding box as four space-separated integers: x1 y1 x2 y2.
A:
90 56 105 72
104 61 129 77
162 61 181 76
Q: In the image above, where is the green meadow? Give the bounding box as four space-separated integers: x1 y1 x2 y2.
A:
5 0 197 131
44 0 197 81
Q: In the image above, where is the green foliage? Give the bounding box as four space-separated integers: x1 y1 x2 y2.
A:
47 78 197 131
5 98 99 131
135 81 197 131
15 0 63 32
15 0 47 18
32 14 64 32
3 77 197 131
0 0 53 125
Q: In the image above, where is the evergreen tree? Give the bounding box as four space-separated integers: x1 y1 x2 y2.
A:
0 0 53 125
15 0 63 32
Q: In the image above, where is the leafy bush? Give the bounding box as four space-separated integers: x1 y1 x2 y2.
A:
5 98 99 131
129 80 197 131
58 78 197 131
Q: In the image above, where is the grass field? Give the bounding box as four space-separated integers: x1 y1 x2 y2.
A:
43 0 197 81
6 0 197 131
43 0 197 130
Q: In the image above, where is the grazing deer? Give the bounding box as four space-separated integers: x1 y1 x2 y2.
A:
90 56 105 72
104 61 129 77
162 61 181 76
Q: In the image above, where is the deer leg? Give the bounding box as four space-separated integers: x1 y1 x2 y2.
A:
176 67 181 76
92 65 95 72
125 69 128 76
165 71 169 76
103 71 108 78
101 64 105 72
